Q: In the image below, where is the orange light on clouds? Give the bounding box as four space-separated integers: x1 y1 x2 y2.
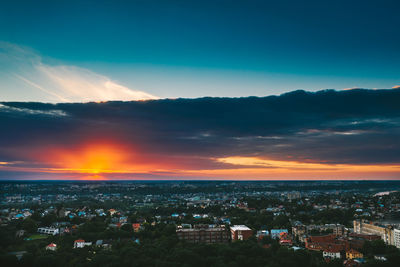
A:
176 156 400 180
44 142 151 179
42 142 175 179
1 145 399 180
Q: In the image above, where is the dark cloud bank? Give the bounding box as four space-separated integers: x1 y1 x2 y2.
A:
1 89 400 170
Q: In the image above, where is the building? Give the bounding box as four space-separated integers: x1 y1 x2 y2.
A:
394 228 400 249
46 243 57 251
292 225 306 237
323 248 341 259
74 239 92 248
292 224 307 243
37 227 59 236
132 223 142 232
333 224 345 236
346 249 363 259
271 229 288 239
108 209 117 216
230 225 253 241
279 232 293 246
305 234 347 252
256 230 269 240
353 220 394 245
15 230 25 238
177 225 230 244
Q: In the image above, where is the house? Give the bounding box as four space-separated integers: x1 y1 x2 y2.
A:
305 234 346 252
74 239 92 248
279 232 293 246
346 249 363 259
95 239 112 249
109 209 117 216
132 223 142 232
271 229 288 239
74 239 85 248
230 225 253 241
256 230 269 240
15 230 25 238
37 227 59 235
323 248 341 259
46 243 57 251
119 216 128 223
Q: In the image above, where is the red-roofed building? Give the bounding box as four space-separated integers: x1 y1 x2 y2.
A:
305 234 348 252
46 243 57 251
230 225 253 241
279 232 293 246
132 223 142 232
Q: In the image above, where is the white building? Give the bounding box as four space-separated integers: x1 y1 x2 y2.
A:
74 239 92 248
37 227 59 235
394 228 400 249
323 249 341 259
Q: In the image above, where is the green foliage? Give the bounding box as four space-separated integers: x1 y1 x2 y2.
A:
22 218 38 233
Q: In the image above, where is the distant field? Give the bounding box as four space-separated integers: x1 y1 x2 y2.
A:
25 234 48 240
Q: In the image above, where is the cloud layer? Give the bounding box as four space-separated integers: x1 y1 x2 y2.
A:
0 88 399 180
0 42 158 102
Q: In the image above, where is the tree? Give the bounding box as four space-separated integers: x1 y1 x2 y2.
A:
22 218 38 233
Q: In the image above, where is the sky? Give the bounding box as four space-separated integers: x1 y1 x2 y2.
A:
0 0 399 180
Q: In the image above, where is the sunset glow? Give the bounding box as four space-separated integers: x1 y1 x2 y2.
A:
1 87 400 180
51 143 132 174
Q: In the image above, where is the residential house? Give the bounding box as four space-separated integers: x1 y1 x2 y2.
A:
74 239 92 248
346 249 363 259
46 243 57 251
323 248 341 259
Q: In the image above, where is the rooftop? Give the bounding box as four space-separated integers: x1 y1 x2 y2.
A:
230 225 251 231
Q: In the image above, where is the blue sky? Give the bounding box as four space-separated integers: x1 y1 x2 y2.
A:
1 0 400 101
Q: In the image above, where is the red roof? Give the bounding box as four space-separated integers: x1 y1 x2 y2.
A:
47 243 57 247
74 239 85 243
309 234 336 243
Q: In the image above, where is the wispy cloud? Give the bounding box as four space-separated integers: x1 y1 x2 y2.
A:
0 42 158 102
393 85 400 89
0 103 67 117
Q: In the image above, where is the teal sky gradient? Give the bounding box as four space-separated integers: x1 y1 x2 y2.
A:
1 0 400 101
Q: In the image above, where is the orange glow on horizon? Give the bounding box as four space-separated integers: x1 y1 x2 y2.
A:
51 143 130 175
1 145 399 180
174 156 400 179
41 142 164 179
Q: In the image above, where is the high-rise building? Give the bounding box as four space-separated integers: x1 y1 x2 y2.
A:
353 220 394 245
394 228 400 249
